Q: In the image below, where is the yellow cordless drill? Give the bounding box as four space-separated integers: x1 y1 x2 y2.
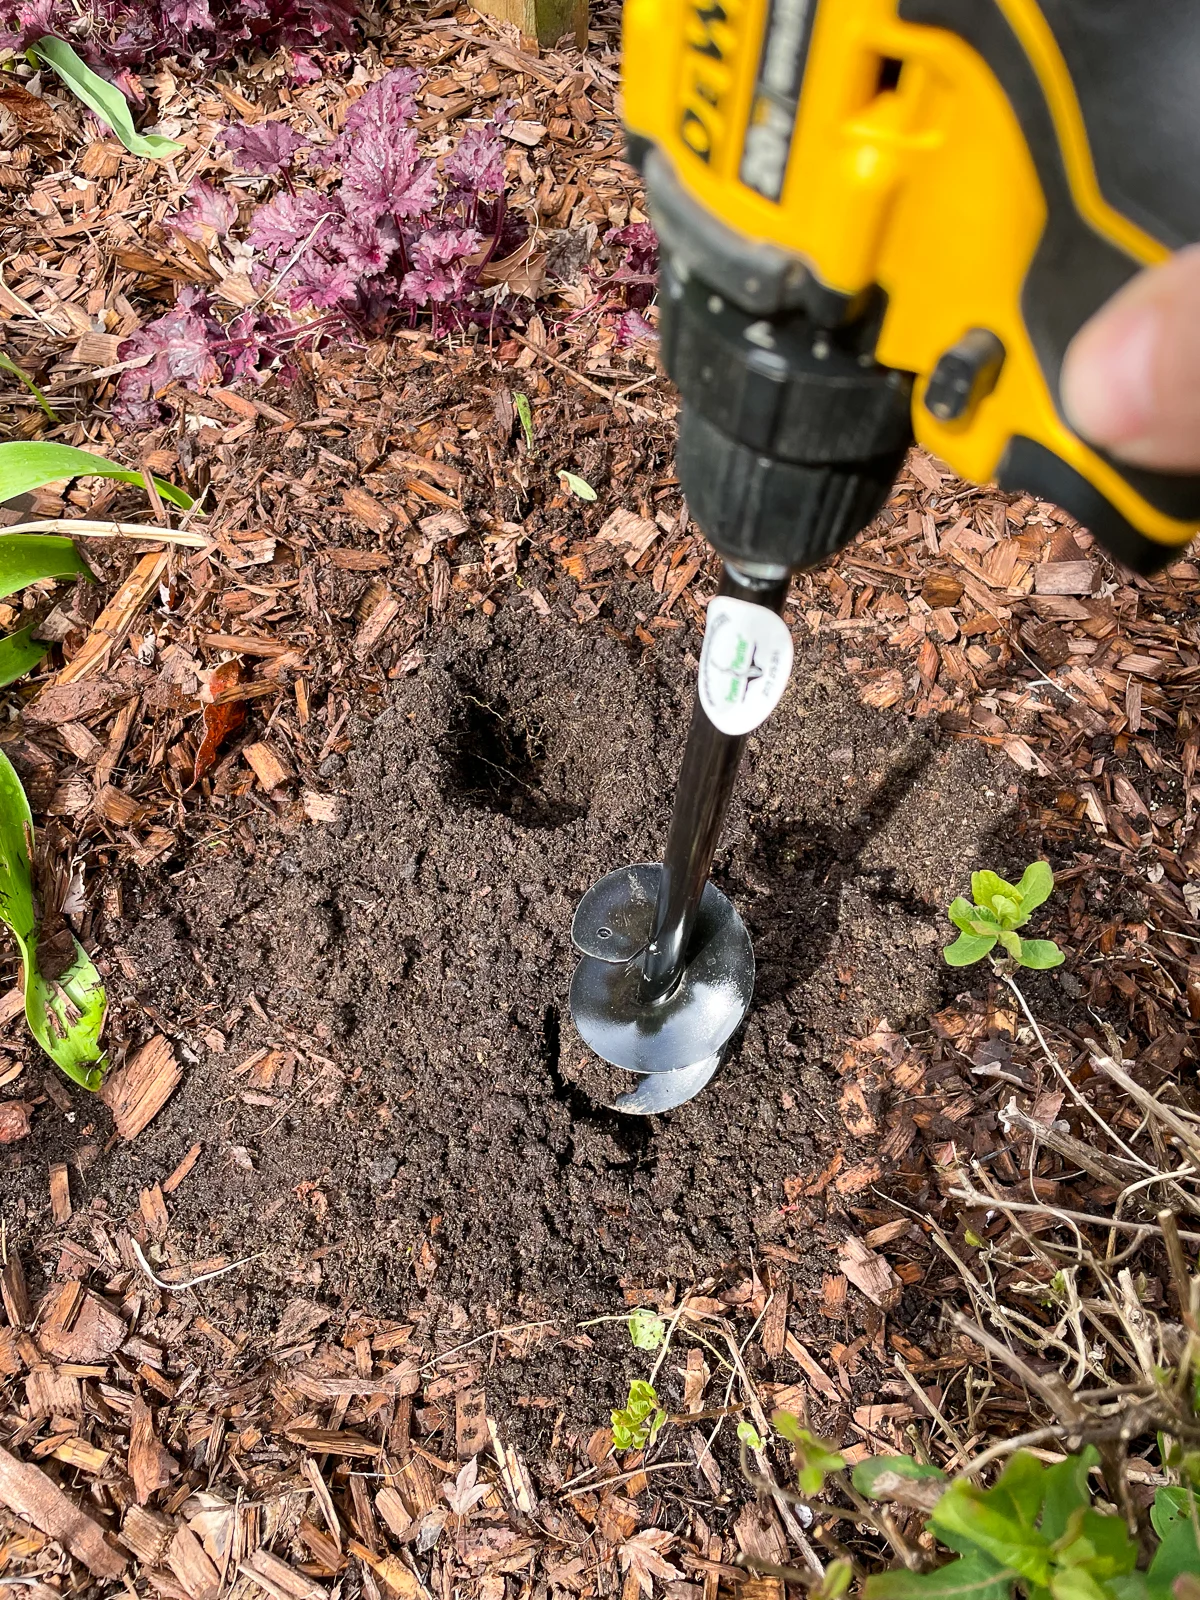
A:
568 0 1199 1114
621 0 1200 574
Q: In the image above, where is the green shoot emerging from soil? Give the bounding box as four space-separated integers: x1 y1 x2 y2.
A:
611 1380 665 1452
627 1309 666 1350
943 861 1063 971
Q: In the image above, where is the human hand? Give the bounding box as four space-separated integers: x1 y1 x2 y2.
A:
1061 242 1200 474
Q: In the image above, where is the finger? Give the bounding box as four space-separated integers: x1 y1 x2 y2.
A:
1060 242 1200 473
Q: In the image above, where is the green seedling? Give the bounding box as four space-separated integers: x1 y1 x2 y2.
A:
628 1309 666 1350
28 37 183 159
611 1379 666 1452
0 352 57 421
558 470 597 501
513 391 535 455
943 860 1064 971
736 1419 763 1450
857 1445 1199 1599
774 1412 848 1495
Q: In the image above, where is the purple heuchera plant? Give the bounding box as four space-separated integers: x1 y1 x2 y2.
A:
223 120 310 177
114 287 224 427
0 0 358 68
605 222 659 310
111 68 521 427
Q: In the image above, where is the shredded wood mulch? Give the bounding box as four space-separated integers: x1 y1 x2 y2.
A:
2 0 1200 1591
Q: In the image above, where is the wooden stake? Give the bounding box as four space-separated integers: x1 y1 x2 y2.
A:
472 0 587 48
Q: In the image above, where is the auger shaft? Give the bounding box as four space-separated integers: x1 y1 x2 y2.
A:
638 563 790 1003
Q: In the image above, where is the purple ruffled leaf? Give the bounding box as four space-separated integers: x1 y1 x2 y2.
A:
339 120 437 223
444 125 505 198
246 188 341 264
605 222 658 277
400 226 482 307
223 119 311 177
171 179 237 240
113 287 223 426
342 65 420 133
614 309 657 346
0 0 359 67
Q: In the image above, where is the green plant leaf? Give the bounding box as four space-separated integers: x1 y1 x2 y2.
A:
853 1455 948 1500
991 894 1022 928
774 1422 845 1495
864 1553 1014 1599
559 470 597 501
737 1420 763 1450
998 929 1022 959
1040 1448 1097 1542
818 1559 853 1600
1016 939 1065 971
0 351 57 421
948 897 980 933
930 1461 1052 1584
944 931 997 967
0 750 106 1089
1147 1486 1200 1588
1017 860 1054 914
0 532 93 602
972 870 1018 913
0 622 49 688
513 392 534 453
0 441 192 509
30 37 183 158
628 1309 666 1350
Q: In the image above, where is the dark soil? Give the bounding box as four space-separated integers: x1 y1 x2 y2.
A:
6 583 1019 1433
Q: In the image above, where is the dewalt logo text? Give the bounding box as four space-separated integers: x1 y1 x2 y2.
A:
679 0 736 165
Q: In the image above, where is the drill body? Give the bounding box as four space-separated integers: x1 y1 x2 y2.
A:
622 0 1200 574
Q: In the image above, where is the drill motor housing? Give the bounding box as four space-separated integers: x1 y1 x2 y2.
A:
624 0 1200 574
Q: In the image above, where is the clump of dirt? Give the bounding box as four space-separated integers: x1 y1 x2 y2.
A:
9 591 1011 1356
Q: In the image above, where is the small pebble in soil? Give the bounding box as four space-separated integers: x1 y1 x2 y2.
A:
369 1153 399 1186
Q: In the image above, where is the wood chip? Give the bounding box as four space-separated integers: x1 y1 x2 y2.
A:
341 488 393 534
48 1162 71 1223
162 1142 202 1193
1033 560 1098 595
128 1396 177 1505
100 1035 181 1140
119 1505 174 1566
0 1445 126 1578
167 1523 220 1600
243 741 294 791
455 1387 490 1460
302 790 344 824
58 552 169 684
284 1428 380 1458
839 1236 902 1310
353 586 401 659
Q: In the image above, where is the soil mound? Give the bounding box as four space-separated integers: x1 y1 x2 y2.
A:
15 597 1008 1329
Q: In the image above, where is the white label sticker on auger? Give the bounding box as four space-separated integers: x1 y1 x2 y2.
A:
699 597 794 735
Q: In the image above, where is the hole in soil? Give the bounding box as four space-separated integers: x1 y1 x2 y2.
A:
441 678 583 829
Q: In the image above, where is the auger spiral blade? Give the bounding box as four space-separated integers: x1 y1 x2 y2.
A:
566 564 794 1113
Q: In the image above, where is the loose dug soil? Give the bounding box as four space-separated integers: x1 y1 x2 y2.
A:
8 580 1020 1419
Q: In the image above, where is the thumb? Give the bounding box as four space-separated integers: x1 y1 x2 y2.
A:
1060 242 1200 473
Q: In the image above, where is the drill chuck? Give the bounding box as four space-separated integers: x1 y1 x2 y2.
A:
658 260 914 572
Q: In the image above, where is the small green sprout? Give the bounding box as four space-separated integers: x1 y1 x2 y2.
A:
513 392 535 454
774 1412 847 1495
611 1379 666 1452
943 860 1064 971
736 1419 763 1450
627 1309 666 1351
